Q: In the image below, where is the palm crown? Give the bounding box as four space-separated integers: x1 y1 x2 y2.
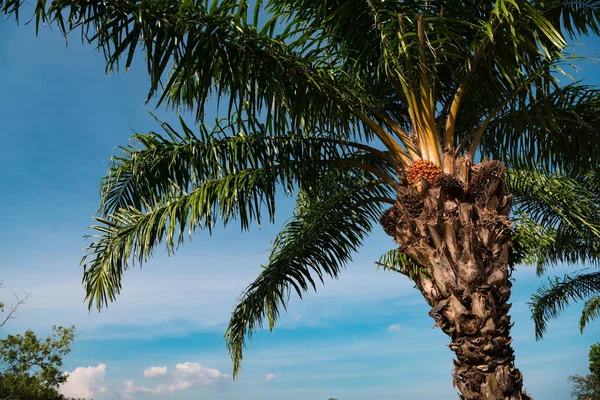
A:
4 0 600 397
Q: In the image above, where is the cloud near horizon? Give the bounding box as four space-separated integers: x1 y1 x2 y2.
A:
59 364 108 399
124 362 228 396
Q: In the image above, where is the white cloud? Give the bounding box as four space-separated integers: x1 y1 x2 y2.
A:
124 362 227 396
60 364 108 399
265 374 276 382
143 366 168 378
388 324 402 332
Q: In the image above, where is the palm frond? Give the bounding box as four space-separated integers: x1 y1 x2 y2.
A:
530 271 600 339
507 167 600 273
5 0 600 164
542 0 600 37
225 171 392 378
375 248 428 281
481 84 600 172
84 119 395 311
580 296 600 332
99 116 392 216
512 214 600 274
2 0 380 143
507 167 600 236
84 168 283 310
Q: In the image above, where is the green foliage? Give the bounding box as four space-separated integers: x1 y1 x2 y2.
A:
481 84 600 173
82 117 392 311
1 326 76 387
0 326 78 400
580 297 600 333
225 168 392 376
0 287 81 400
589 342 600 379
0 374 76 400
569 342 600 400
506 167 600 337
530 273 600 339
376 249 429 281
569 374 600 400
507 168 600 274
4 0 600 168
2 0 371 142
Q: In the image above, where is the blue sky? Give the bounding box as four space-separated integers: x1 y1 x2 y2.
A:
1 12 600 400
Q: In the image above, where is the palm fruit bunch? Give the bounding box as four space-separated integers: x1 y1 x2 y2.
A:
437 173 464 198
380 205 401 237
467 160 505 199
397 189 424 217
406 160 442 185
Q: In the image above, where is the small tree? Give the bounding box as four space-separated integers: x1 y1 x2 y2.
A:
0 326 77 399
0 286 81 400
569 343 600 400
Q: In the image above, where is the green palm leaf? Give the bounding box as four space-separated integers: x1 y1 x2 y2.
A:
507 167 600 273
508 167 600 236
6 0 598 163
85 168 287 310
83 119 395 310
225 170 392 377
512 214 600 274
544 0 600 37
480 84 600 172
3 0 378 142
375 248 428 281
530 272 600 339
99 115 392 216
580 296 600 332
508 167 600 336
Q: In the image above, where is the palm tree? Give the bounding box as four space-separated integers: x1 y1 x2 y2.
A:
4 0 600 398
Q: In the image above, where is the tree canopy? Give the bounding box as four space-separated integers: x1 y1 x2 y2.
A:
0 285 80 400
569 342 600 400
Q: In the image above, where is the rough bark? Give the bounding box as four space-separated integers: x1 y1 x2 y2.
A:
381 158 532 400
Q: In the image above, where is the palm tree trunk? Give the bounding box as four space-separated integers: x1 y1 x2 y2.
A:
381 159 532 400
